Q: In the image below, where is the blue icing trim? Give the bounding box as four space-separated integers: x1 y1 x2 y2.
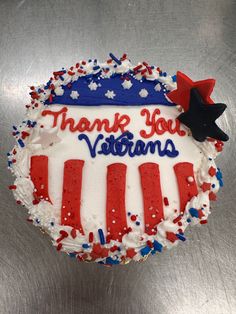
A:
78 132 179 158
45 74 173 107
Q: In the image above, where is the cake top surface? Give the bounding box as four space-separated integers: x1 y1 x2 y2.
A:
7 54 229 266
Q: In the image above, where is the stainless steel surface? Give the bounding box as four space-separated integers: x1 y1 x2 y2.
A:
0 1 235 313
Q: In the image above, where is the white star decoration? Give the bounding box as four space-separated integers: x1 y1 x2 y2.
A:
70 90 80 99
105 90 116 99
154 83 162 92
139 88 148 98
122 80 133 90
32 127 61 149
54 86 64 96
88 81 99 91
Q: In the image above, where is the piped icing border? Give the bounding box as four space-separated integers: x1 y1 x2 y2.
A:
7 54 227 266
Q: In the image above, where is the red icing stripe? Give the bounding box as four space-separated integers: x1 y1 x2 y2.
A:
61 160 84 234
174 162 198 212
106 163 128 241
139 163 164 235
30 156 51 203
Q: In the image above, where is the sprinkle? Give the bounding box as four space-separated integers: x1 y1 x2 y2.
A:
69 253 76 258
126 248 137 258
133 64 143 72
135 221 140 226
209 191 217 201
173 215 182 224
110 245 119 252
187 218 191 223
189 208 199 218
176 234 186 241
208 166 216 177
82 244 89 249
140 246 151 257
8 185 17 190
98 228 105 245
89 232 94 243
153 240 163 252
53 70 66 76
59 230 68 238
130 215 137 221
109 53 122 65
200 220 208 224
57 243 62 251
201 182 211 192
106 257 120 265
166 232 178 243
17 139 25 148
70 228 77 239
21 131 30 139
146 240 153 248
163 197 169 206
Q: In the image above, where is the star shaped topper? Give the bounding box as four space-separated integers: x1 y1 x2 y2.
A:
167 71 215 111
178 88 229 142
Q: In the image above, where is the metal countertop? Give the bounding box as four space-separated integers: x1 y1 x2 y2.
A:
0 1 235 313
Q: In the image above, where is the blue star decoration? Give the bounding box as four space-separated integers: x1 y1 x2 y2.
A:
177 88 229 142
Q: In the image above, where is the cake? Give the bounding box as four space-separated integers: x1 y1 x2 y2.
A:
8 54 229 265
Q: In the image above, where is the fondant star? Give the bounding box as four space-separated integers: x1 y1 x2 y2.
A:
167 71 215 111
105 90 116 99
32 127 61 149
88 81 98 91
178 88 229 142
70 90 80 99
54 86 64 96
154 83 162 92
122 79 133 90
139 88 148 98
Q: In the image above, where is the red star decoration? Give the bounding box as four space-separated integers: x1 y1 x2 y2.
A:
198 210 205 219
208 166 217 177
166 232 178 243
209 191 217 201
167 71 215 111
126 248 137 258
200 182 212 192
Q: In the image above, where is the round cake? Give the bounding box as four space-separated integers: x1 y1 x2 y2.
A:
8 54 229 265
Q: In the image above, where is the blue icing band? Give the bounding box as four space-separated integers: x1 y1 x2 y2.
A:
45 74 174 107
78 132 179 159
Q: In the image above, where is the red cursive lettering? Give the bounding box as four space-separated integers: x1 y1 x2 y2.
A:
140 108 186 138
41 107 130 134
